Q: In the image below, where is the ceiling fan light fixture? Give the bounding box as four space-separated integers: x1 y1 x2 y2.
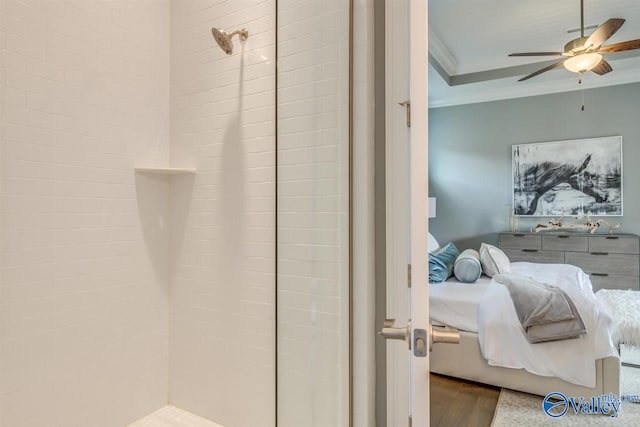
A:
563 53 602 73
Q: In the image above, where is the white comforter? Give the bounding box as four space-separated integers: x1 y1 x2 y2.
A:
478 262 618 388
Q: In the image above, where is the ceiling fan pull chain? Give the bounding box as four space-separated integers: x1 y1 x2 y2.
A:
581 88 585 111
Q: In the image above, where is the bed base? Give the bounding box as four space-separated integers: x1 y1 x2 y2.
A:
430 330 620 398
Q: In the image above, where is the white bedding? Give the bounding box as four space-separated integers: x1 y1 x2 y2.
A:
429 275 493 333
478 262 618 388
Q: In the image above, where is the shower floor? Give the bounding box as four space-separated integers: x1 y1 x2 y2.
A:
128 406 225 427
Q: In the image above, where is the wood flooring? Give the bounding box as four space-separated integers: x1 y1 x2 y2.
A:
430 373 501 427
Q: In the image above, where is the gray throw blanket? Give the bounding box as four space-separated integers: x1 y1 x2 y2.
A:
494 273 587 344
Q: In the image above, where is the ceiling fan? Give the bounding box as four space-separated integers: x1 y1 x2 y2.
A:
509 0 640 82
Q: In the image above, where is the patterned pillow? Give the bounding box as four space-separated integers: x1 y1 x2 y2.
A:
479 243 511 277
429 242 459 283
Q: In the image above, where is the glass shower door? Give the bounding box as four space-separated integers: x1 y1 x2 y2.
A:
276 1 351 426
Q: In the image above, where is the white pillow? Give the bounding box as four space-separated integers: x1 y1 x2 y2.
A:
479 243 511 277
428 232 440 253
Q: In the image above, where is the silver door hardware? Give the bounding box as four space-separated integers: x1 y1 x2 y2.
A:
379 319 411 349
429 322 460 351
398 100 411 127
381 320 460 353
413 328 427 357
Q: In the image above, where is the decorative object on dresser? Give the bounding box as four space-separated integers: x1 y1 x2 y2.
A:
512 136 622 217
532 214 621 233
499 232 640 291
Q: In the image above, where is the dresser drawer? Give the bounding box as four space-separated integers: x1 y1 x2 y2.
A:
542 235 588 252
589 274 640 291
589 235 639 254
503 249 564 264
565 252 640 276
499 234 541 250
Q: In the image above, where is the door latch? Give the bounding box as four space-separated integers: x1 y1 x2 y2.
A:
413 328 427 357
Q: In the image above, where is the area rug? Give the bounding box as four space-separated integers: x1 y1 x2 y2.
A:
491 365 640 426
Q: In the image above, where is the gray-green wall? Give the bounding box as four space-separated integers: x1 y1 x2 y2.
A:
429 82 640 251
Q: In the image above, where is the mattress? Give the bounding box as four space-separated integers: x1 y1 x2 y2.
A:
429 275 493 333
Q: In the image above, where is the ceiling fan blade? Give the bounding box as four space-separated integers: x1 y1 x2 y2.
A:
585 18 625 50
518 60 565 82
599 39 640 54
509 52 564 57
591 59 612 75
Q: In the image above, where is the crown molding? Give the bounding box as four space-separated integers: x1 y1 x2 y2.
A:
428 27 458 76
429 68 640 108
429 50 640 108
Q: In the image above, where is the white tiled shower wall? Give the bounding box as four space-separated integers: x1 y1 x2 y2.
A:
168 1 276 426
1 0 351 426
0 1 171 427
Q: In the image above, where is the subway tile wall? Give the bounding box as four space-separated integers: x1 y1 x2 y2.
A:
168 1 276 426
276 1 350 426
0 1 171 426
1 1 351 426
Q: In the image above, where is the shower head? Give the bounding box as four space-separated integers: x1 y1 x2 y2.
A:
211 28 249 55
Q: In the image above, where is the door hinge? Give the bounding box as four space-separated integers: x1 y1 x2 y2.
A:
407 264 411 288
398 100 411 127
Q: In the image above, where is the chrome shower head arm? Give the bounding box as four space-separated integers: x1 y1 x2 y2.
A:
229 29 248 42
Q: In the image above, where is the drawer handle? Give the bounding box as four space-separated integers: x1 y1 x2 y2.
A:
591 273 609 277
557 235 570 239
513 234 526 237
591 252 609 256
605 236 619 240
522 249 538 253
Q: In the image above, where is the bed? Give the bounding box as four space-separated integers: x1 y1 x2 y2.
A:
428 237 621 398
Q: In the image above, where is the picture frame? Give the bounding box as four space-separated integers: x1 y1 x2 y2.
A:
512 136 623 217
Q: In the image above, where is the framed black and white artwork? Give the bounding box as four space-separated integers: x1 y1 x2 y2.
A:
512 136 622 216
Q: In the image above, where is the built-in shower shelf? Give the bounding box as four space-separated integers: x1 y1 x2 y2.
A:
135 167 196 175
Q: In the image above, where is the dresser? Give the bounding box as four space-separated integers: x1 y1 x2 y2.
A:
499 232 640 291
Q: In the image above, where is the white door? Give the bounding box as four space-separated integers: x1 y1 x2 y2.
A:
381 0 431 426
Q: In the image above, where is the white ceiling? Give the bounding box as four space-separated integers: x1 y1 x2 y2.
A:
428 0 640 107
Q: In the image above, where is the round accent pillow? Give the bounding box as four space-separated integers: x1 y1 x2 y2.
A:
454 249 482 283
